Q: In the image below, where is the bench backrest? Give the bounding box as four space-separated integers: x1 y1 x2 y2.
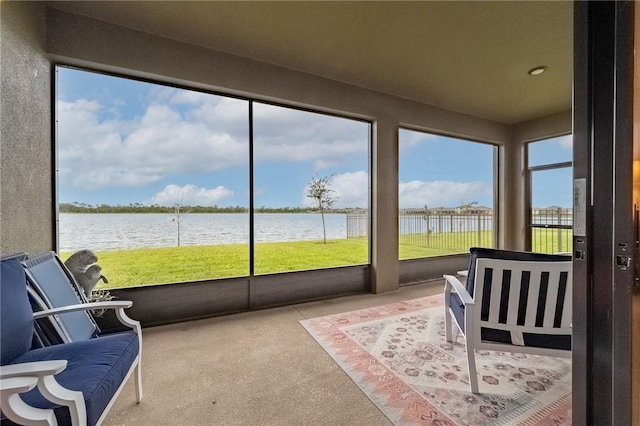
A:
22 251 99 342
469 257 572 355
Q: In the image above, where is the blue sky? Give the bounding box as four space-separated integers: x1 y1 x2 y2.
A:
56 67 572 209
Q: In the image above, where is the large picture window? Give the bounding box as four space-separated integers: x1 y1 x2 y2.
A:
55 66 370 288
398 129 496 259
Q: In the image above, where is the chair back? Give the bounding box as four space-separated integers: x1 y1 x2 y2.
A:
22 251 99 342
1 254 33 364
465 247 571 297
471 257 572 354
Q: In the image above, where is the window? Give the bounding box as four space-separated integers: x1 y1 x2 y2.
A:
527 135 573 253
252 103 370 274
55 66 370 288
398 129 496 259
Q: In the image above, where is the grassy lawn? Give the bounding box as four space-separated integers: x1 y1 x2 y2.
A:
63 239 371 288
62 228 572 289
399 231 494 259
530 228 573 254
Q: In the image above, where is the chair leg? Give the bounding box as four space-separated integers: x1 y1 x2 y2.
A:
444 283 454 343
444 308 453 343
134 361 143 403
466 346 479 393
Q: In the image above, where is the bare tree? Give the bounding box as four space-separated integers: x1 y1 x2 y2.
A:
171 190 189 247
306 174 339 243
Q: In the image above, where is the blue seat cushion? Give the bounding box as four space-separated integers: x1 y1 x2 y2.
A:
7 332 139 426
0 256 34 365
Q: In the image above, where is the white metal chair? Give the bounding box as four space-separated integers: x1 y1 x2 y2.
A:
1 252 142 425
443 248 572 393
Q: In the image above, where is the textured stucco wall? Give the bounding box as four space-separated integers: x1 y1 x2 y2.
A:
1 2 52 256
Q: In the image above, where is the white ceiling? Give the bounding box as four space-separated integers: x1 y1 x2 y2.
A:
47 1 573 125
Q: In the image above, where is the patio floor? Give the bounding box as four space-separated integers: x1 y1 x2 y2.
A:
103 279 443 426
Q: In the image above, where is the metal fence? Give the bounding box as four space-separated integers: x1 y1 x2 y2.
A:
346 207 573 254
346 208 494 252
397 208 494 251
530 207 573 254
346 213 369 238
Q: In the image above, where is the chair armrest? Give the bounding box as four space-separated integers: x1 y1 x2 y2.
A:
33 301 141 334
0 360 87 426
1 376 39 391
1 376 60 426
443 274 474 305
33 301 132 318
1 360 67 379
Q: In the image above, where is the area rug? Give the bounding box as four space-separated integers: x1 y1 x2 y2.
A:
300 294 571 426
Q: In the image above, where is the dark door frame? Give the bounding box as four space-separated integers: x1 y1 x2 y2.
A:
573 1 634 424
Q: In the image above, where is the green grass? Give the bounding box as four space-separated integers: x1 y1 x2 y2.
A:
63 229 572 289
63 239 370 289
399 231 494 259
530 228 573 254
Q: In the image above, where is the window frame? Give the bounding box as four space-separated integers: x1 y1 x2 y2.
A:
397 126 499 259
524 135 573 253
53 64 373 287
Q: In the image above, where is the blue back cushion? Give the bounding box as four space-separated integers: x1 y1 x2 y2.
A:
24 252 97 341
466 247 571 297
1 256 34 364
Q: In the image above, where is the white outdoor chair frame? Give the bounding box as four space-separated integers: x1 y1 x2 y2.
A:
444 257 572 393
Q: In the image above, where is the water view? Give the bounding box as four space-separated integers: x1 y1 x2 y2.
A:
59 213 350 252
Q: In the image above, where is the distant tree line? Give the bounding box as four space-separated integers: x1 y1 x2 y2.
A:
59 202 364 214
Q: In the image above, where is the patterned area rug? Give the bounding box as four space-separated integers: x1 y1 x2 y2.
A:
300 294 571 425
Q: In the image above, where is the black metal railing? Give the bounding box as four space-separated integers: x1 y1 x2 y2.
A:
530 207 573 253
346 207 572 255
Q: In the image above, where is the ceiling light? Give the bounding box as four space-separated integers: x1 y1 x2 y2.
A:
528 66 547 76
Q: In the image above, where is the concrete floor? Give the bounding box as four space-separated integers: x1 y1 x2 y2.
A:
103 279 444 426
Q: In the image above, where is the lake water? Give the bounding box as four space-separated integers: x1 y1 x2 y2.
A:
59 213 351 251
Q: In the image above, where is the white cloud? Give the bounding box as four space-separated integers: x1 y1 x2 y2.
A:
57 98 248 190
302 171 369 208
57 91 368 196
557 134 573 149
398 128 437 151
399 180 491 208
148 184 234 206
330 171 369 207
168 90 212 105
252 103 368 171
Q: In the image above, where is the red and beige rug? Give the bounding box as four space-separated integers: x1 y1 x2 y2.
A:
300 294 571 425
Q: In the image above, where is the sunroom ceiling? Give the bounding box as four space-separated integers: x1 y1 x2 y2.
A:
46 1 573 125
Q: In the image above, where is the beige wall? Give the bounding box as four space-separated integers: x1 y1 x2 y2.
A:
1 1 52 255
1 4 571 291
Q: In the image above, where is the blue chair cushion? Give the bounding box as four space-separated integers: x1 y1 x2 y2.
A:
7 332 139 426
0 256 34 365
